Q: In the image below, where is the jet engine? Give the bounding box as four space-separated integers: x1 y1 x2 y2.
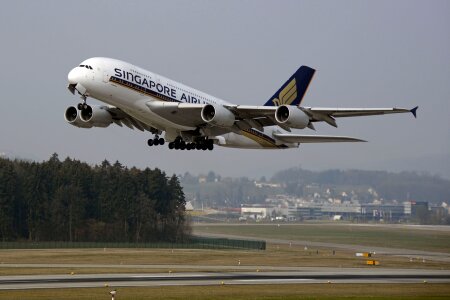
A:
275 105 309 129
201 104 235 127
64 106 93 128
65 105 112 128
79 105 113 128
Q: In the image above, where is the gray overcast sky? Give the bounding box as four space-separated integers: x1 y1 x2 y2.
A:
0 0 449 178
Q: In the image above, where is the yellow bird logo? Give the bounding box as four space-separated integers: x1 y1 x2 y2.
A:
272 78 297 106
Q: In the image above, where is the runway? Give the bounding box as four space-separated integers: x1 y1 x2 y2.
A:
1 268 449 289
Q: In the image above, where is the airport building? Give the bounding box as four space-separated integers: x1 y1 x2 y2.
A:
241 200 423 222
241 206 288 220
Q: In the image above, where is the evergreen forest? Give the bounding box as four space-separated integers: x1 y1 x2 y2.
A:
0 154 189 242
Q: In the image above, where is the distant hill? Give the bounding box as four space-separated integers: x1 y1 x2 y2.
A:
271 168 450 204
180 168 449 207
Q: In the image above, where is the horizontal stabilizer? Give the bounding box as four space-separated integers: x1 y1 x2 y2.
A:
273 133 366 143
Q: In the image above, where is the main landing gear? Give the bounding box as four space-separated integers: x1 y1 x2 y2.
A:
147 135 165 147
168 137 214 151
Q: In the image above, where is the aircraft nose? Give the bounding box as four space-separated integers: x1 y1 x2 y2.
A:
68 67 79 84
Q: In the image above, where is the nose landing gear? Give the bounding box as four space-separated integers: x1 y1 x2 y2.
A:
77 94 89 110
77 102 89 110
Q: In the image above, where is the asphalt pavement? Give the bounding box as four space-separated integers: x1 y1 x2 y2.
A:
1 268 449 289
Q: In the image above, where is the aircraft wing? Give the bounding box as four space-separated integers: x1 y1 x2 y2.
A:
224 105 278 131
105 106 157 132
301 106 418 127
146 102 278 130
273 133 366 143
226 105 417 130
145 101 417 132
146 102 206 127
303 107 417 118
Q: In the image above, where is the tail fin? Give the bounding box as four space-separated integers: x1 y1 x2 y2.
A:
264 66 315 107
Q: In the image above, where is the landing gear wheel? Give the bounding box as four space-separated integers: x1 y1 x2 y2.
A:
153 138 160 146
147 139 154 146
77 103 83 110
159 138 165 145
208 144 214 151
168 142 174 149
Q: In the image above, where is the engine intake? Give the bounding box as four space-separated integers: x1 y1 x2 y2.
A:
79 105 113 128
201 104 235 127
275 105 309 129
64 106 93 128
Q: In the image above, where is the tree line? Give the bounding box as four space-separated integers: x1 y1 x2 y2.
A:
0 154 190 242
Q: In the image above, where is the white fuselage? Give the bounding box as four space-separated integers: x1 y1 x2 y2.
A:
67 57 296 149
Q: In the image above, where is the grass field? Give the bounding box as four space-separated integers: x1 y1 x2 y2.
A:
0 223 448 277
1 222 450 276
1 223 448 299
1 283 449 300
0 243 449 276
193 223 450 253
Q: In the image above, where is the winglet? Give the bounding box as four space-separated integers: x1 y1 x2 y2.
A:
410 106 418 118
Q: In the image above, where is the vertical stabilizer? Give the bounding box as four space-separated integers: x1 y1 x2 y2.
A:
264 66 315 107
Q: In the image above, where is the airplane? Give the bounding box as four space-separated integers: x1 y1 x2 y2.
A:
66 57 418 151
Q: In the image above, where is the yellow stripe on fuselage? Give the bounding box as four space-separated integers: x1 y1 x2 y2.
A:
241 129 278 148
110 77 174 103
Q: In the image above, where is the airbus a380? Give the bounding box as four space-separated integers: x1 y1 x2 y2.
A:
66 57 417 151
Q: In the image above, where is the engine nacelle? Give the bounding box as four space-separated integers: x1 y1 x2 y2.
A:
80 105 113 128
201 104 235 127
64 106 93 128
275 105 309 129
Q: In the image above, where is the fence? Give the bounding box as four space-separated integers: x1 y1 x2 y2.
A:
0 236 265 251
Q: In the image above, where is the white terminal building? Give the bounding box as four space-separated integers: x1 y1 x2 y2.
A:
241 201 417 221
241 206 288 220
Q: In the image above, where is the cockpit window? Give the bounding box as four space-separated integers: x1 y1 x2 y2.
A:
79 65 93 70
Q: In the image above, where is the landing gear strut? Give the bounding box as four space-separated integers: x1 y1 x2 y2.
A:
77 95 88 110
